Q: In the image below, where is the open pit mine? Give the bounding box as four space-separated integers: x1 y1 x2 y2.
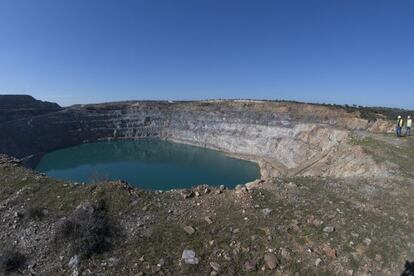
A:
0 95 413 275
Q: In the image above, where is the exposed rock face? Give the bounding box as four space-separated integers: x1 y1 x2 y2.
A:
0 98 388 178
167 121 349 176
367 119 395 133
0 95 61 124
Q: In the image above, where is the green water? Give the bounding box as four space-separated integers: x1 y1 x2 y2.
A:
36 139 260 190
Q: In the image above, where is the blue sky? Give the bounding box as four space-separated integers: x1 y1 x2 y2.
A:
0 0 413 107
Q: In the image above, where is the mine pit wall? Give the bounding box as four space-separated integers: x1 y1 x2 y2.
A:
0 101 382 178
164 123 349 177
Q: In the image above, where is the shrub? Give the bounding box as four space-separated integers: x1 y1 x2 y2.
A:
0 250 26 273
26 206 45 221
54 201 114 259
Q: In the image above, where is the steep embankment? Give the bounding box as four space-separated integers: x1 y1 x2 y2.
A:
0 97 390 178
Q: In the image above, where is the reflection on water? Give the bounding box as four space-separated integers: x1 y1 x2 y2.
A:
36 139 260 190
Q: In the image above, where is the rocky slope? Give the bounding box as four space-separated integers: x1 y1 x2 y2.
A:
0 95 61 124
0 97 393 178
1 138 414 275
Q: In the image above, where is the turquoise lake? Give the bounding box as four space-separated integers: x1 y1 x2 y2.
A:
36 139 260 190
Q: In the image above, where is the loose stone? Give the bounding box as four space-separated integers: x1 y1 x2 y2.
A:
244 260 257 272
210 261 220 271
261 208 273 217
315 258 322 266
182 250 199 265
68 255 80 269
183 225 195 235
323 226 335 233
205 216 213 224
264 253 278 270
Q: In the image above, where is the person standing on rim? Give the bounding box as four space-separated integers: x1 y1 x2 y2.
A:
396 115 404 137
407 116 412 136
